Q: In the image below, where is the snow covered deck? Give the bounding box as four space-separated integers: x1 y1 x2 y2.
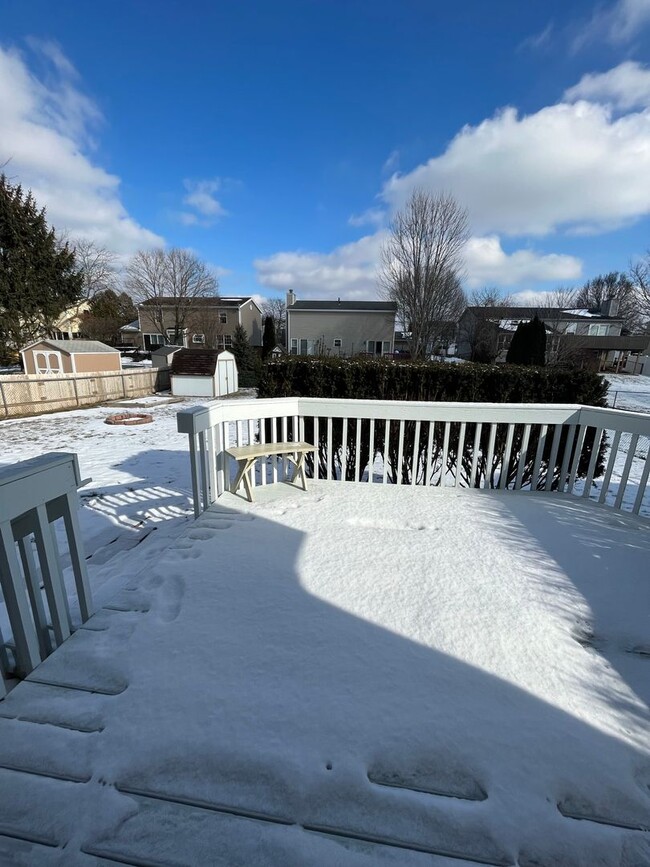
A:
0 482 648 866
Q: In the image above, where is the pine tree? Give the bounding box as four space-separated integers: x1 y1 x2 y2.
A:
81 290 138 344
231 324 260 387
506 316 546 366
0 175 82 360
262 315 276 358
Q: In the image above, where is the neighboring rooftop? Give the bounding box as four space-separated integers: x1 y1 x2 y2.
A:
466 306 624 321
22 339 118 353
139 296 255 308
289 300 398 312
171 348 221 376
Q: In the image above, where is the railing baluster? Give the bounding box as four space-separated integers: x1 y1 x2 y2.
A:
198 431 210 510
259 416 267 485
440 423 450 487
412 420 421 486
368 419 375 483
545 424 562 492
396 420 405 485
582 427 603 498
0 522 41 678
271 416 278 484
485 424 497 489
558 424 576 493
515 424 531 490
598 429 619 504
531 424 548 491
354 418 362 482
313 417 320 480
281 416 289 481
382 419 390 484
236 420 243 447
455 422 466 487
188 431 202 515
615 433 639 511
469 422 482 488
247 420 256 489
425 421 435 487
567 425 587 494
632 440 650 515
500 423 514 489
327 417 333 481
33 504 71 646
341 417 348 481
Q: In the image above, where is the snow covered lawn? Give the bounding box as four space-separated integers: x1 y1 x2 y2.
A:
0 482 648 865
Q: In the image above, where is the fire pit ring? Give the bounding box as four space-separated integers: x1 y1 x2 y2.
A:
105 412 154 426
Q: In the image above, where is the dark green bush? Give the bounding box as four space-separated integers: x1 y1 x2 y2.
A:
258 357 608 489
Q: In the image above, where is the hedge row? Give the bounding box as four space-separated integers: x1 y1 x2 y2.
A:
258 356 608 406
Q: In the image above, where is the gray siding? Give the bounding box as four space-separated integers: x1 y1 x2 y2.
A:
238 301 263 346
287 310 395 356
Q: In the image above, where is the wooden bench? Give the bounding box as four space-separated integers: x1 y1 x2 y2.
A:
225 441 315 502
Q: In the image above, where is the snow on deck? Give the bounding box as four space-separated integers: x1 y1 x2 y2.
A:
0 483 649 866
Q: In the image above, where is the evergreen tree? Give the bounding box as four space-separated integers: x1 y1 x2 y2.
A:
0 175 82 359
231 324 260 387
81 289 138 344
506 316 546 366
262 314 276 358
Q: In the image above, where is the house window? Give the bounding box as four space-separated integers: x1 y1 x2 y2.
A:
291 338 298 355
219 334 232 348
143 333 164 349
333 338 342 349
589 323 608 336
366 340 383 355
382 341 391 355
220 313 227 324
192 333 205 344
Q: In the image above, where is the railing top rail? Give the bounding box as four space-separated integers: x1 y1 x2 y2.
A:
579 404 650 434
177 397 301 434
0 452 84 525
0 452 82 488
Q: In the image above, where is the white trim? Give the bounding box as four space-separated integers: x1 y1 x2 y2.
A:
70 353 77 373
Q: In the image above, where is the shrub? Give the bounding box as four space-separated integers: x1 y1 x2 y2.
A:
258 357 608 489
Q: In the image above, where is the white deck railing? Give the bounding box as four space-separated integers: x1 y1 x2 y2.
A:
0 453 93 694
177 398 650 520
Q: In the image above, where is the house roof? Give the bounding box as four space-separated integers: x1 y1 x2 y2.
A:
289 300 398 312
21 339 119 354
150 344 184 356
466 306 623 322
120 320 140 332
171 348 221 376
139 296 256 310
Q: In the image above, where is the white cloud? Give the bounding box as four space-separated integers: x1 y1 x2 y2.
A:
181 178 227 225
509 289 562 306
564 61 650 110
255 230 581 298
382 149 400 174
348 207 385 228
464 236 582 287
382 98 650 237
254 232 387 300
0 41 163 257
574 0 650 48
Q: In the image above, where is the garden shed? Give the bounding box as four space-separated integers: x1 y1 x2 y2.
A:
170 349 238 398
20 339 121 375
150 344 183 369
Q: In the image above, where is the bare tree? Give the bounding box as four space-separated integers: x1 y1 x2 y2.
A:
379 190 468 359
630 256 650 328
262 297 286 345
574 272 639 332
469 286 513 307
72 239 118 299
126 248 218 344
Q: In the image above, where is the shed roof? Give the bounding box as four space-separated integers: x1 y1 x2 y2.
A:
21 339 119 354
171 348 221 376
289 300 397 312
150 344 184 356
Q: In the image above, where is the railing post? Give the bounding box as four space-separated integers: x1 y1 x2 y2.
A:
0 521 41 678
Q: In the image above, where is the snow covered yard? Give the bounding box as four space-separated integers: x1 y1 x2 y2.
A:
0 481 648 865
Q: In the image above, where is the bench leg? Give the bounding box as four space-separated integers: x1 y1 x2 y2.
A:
290 453 308 492
231 458 255 502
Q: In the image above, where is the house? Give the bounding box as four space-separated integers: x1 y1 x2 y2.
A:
457 300 636 369
150 344 183 369
20 339 121 375
170 348 238 397
120 297 263 351
286 291 397 357
49 300 91 340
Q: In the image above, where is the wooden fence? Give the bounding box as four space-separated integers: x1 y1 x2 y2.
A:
0 368 170 419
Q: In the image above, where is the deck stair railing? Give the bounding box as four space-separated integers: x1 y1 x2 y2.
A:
177 398 650 519
0 453 93 695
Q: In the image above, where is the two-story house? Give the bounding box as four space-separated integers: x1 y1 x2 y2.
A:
286 291 397 357
457 300 643 369
120 296 263 351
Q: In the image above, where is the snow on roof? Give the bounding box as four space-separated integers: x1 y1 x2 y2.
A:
21 339 119 353
120 320 140 332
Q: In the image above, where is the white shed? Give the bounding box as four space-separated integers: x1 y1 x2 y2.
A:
170 349 238 397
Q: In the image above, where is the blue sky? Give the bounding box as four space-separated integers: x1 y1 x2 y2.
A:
2 0 650 303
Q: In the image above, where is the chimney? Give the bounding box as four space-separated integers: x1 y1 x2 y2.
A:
286 290 296 307
601 298 620 318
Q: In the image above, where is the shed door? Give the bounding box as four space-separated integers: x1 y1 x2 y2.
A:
35 351 63 374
